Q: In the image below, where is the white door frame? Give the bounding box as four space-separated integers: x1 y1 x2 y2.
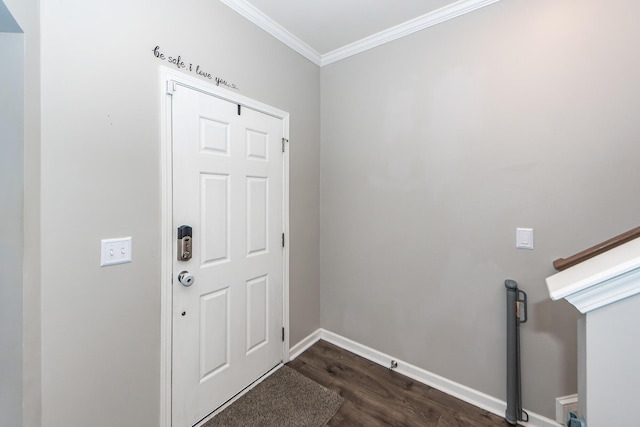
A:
159 66 290 427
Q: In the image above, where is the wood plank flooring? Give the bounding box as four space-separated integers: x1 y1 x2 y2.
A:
288 340 515 427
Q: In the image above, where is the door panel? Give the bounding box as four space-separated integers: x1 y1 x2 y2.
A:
199 289 229 379
171 85 284 426
246 274 268 353
247 177 268 255
200 174 229 265
199 118 229 155
246 130 268 160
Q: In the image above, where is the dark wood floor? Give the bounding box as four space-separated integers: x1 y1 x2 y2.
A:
288 340 515 427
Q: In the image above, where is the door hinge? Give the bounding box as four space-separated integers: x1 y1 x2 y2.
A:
282 327 285 342
282 233 285 248
282 138 288 153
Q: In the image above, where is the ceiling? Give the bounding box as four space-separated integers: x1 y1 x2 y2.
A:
0 1 22 33
243 0 456 54
220 0 503 66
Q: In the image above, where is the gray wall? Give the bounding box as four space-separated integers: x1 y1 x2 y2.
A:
22 0 640 423
40 0 320 425
320 0 640 418
0 14 24 426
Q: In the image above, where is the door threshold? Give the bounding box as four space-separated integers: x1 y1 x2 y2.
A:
194 363 284 427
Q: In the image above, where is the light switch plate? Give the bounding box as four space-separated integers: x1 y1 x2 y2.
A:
101 237 133 266
516 228 534 250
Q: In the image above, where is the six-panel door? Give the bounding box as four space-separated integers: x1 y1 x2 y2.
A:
171 85 284 427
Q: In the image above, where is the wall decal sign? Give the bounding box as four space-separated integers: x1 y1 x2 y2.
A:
153 46 239 90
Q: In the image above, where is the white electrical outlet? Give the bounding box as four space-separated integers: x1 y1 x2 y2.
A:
100 237 133 266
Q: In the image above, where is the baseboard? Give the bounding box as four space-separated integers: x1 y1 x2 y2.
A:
288 328 322 361
290 328 561 427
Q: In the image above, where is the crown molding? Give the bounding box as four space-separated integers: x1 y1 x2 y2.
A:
321 0 503 66
219 0 322 66
221 0 503 67
546 238 640 314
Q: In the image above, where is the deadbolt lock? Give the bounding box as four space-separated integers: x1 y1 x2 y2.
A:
177 225 193 261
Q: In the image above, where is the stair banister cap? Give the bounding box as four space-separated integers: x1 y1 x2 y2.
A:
546 238 640 303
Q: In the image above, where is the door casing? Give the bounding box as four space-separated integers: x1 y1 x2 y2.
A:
159 67 290 427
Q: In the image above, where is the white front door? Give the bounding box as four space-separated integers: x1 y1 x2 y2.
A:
171 84 284 426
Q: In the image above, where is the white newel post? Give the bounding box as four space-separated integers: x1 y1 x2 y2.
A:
546 238 640 427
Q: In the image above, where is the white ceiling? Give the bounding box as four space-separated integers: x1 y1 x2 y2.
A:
243 0 456 55
220 0 503 66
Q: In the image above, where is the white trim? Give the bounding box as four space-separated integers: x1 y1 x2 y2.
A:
220 0 503 67
310 329 561 427
288 328 322 361
282 117 291 362
319 331 504 418
159 66 291 427
546 238 640 313
159 67 174 427
218 0 322 66
565 267 640 313
555 394 578 424
321 0 503 66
